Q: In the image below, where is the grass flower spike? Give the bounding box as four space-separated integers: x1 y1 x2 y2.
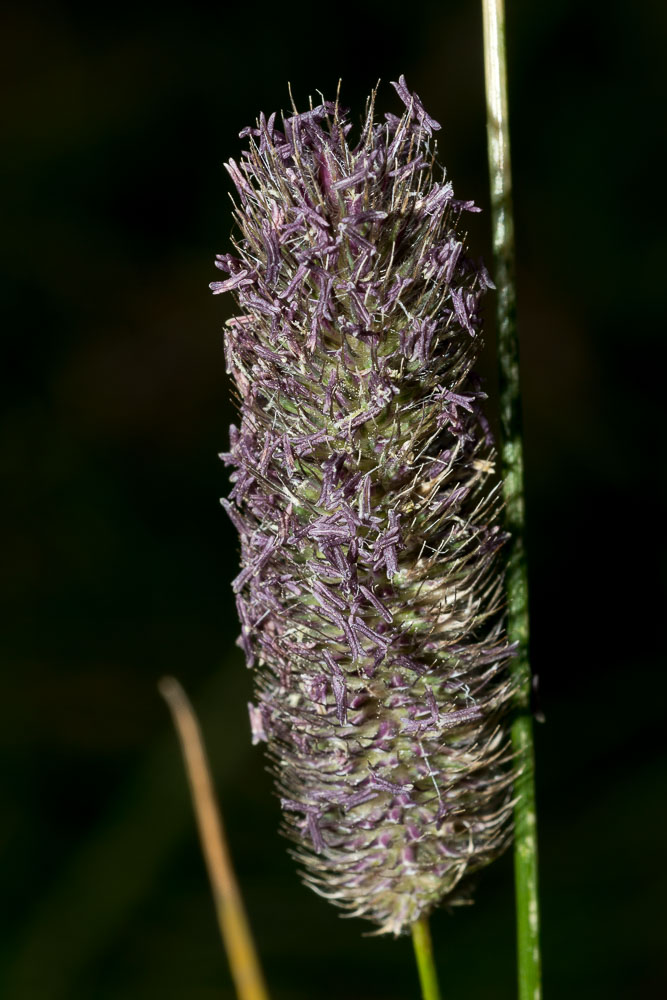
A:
213 77 515 936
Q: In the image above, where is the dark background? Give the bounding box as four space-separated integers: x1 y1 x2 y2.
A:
2 0 665 997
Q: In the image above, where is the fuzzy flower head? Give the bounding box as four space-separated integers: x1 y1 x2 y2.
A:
213 77 515 935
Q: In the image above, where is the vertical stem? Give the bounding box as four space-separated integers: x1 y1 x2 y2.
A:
480 2 542 999
411 916 442 1000
159 677 271 1000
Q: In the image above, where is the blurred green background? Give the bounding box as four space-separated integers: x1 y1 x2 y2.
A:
2 0 665 996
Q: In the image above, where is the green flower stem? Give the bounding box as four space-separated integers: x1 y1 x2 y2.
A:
411 916 442 1000
480 1 542 998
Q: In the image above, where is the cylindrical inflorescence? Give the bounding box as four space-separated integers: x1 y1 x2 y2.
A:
213 77 515 936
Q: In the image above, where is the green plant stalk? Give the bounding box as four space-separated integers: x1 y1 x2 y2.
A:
480 1 542 998
411 917 442 1000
